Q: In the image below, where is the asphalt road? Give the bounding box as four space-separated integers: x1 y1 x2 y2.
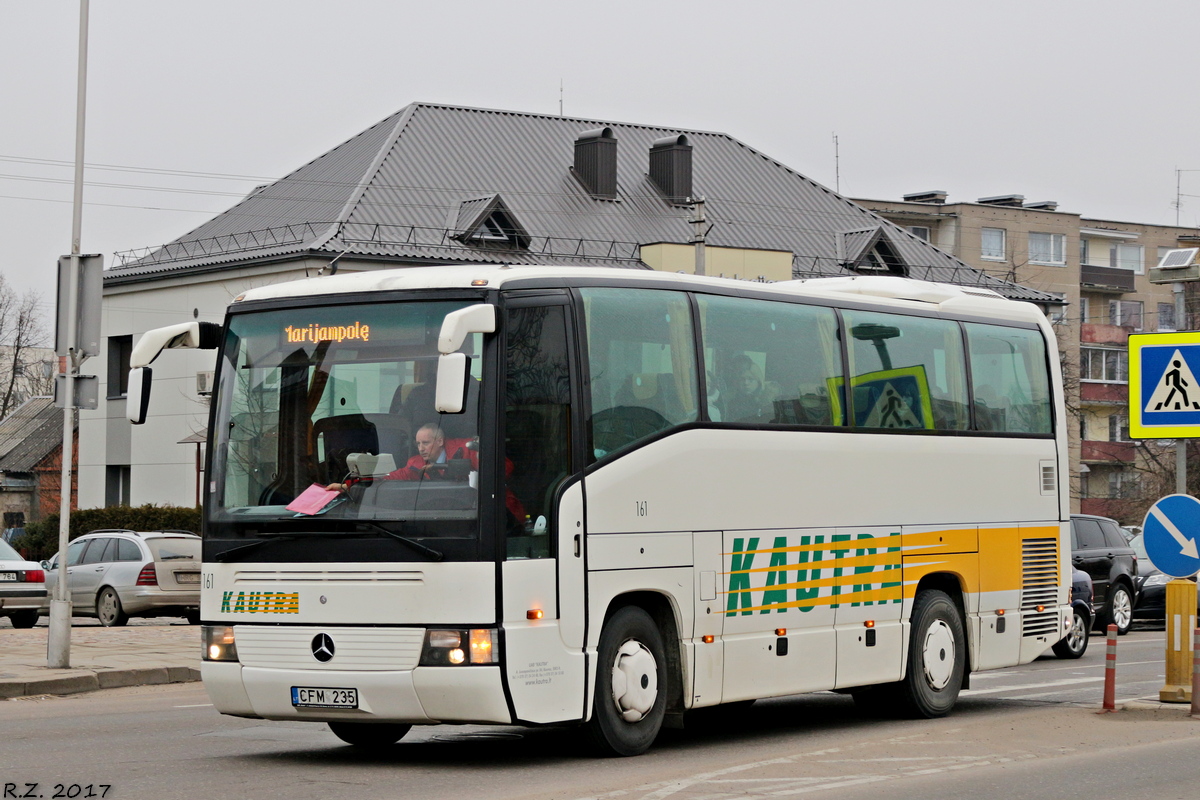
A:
3 627 1198 800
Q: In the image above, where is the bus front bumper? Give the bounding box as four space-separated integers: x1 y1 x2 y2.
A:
202 661 512 725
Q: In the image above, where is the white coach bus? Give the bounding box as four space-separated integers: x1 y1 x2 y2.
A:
128 265 1069 756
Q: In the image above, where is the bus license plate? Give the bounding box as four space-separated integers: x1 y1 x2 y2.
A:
291 686 358 709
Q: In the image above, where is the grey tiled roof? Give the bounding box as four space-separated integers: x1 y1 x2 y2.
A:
0 397 66 473
108 103 1053 303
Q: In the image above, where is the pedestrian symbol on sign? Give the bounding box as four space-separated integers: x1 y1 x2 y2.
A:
1145 349 1200 413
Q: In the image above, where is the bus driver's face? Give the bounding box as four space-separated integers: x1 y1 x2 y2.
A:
415 429 445 464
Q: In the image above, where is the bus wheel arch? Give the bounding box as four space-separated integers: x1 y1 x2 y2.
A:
587 593 681 756
900 586 968 717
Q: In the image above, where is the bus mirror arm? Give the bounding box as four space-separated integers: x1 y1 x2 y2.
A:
126 321 223 425
434 305 495 414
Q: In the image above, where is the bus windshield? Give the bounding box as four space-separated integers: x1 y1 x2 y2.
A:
210 300 483 533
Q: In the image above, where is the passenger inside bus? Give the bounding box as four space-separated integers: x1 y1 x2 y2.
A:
723 354 781 422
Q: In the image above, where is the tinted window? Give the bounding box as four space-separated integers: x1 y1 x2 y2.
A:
698 295 843 426
1073 518 1106 550
79 538 111 565
843 311 969 431
965 323 1052 434
582 288 698 459
115 538 143 562
504 305 573 560
1101 522 1128 549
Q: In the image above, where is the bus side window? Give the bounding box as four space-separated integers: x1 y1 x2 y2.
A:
964 323 1052 434
504 304 573 559
581 289 698 460
697 295 842 426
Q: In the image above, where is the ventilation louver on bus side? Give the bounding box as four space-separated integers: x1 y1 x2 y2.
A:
1020 537 1060 637
1040 461 1056 495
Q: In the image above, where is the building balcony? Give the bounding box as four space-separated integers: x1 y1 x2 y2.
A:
1081 323 1133 345
1080 382 1128 404
1081 439 1135 464
1080 264 1136 293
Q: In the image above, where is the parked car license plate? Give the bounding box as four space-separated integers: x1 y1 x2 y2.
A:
176 572 200 584
0 572 16 582
291 686 358 709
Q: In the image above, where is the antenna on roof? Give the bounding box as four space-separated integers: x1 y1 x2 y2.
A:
832 133 840 194
318 249 349 277
559 79 564 117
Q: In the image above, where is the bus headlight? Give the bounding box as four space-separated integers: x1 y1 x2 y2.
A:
202 625 239 662
420 628 499 665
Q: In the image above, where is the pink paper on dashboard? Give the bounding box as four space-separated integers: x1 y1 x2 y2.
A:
286 483 341 515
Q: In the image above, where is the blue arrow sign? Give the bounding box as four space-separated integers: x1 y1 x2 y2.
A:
1141 494 1200 578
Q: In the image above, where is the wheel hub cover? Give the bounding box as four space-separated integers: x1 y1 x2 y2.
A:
611 639 658 722
922 619 955 690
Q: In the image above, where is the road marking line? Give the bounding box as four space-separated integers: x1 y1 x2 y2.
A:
173 703 213 708
963 676 1103 696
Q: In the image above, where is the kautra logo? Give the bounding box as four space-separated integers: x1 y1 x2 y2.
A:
221 591 300 614
725 532 902 616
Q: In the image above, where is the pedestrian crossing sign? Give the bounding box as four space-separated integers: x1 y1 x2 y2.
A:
1129 332 1200 438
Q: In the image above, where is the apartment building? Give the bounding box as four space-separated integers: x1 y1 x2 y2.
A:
855 191 1200 520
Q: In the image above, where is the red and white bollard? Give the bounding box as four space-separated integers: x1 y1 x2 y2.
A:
1100 623 1118 713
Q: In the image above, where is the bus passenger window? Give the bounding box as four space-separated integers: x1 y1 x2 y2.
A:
842 311 969 431
697 295 842 426
965 323 1052 434
581 289 698 459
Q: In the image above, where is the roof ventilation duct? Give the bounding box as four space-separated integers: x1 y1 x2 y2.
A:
649 134 692 204
977 194 1026 207
1023 200 1059 211
902 190 948 204
573 127 618 199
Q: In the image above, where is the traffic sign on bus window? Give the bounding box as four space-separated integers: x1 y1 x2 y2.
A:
1129 331 1200 439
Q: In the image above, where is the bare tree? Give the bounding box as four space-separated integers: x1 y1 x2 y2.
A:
0 275 53 419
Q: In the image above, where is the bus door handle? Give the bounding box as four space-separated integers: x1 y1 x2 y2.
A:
573 534 581 557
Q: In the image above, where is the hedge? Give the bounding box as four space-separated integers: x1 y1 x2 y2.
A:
13 505 201 561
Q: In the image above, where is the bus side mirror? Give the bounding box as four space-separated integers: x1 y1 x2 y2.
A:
434 305 495 414
127 366 152 424
435 353 470 414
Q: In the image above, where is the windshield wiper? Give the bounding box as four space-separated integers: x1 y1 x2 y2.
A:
356 520 444 562
213 534 300 562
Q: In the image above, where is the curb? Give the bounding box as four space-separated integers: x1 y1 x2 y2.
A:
0 666 200 699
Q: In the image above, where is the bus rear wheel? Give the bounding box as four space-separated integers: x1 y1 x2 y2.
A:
586 606 667 757
328 721 411 748
899 589 965 717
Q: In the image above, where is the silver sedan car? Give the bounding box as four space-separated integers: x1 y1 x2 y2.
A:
42 529 201 626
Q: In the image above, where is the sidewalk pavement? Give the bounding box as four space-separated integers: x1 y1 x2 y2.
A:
0 621 201 699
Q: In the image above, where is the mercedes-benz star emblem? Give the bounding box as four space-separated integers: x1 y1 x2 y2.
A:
311 633 335 663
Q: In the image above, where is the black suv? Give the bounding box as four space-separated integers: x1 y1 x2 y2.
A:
1070 514 1138 635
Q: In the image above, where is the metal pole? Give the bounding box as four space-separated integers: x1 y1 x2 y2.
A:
689 197 706 277
48 0 89 669
1176 281 1187 496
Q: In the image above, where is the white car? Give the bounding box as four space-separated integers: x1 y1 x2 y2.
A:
42 529 201 626
0 538 46 628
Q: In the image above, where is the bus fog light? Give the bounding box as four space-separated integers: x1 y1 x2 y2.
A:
201 625 239 662
448 648 466 664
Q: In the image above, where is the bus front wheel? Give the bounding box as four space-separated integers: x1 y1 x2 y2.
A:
899 589 965 718
586 606 667 757
328 721 411 748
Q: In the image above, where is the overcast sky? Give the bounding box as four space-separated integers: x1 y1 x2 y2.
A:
3 0 1198 319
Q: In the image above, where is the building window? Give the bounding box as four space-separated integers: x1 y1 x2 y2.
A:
1110 243 1144 274
907 226 931 241
1159 302 1177 332
1079 296 1090 325
1109 414 1130 442
105 465 131 507
1109 300 1143 330
1081 347 1128 383
1029 232 1066 265
1109 469 1137 499
107 335 132 399
981 228 1006 261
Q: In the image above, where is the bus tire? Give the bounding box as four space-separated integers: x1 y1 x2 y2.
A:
898 589 965 718
328 721 411 748
586 605 667 757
